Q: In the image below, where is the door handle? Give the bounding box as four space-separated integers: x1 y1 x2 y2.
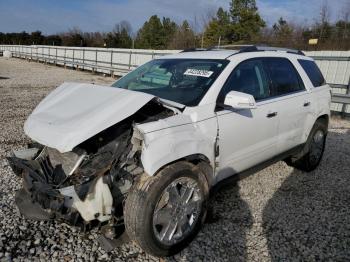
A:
266 112 278 118
303 102 311 107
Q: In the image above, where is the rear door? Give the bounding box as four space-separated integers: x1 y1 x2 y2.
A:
264 57 311 154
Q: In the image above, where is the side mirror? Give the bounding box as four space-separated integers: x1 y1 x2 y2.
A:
224 91 257 109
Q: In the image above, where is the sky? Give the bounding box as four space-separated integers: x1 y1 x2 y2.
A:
0 0 349 34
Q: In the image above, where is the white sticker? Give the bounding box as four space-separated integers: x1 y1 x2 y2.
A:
184 68 214 78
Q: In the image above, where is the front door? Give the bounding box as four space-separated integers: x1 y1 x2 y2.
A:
215 58 279 182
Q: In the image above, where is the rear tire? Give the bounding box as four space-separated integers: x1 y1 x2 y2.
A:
124 161 209 257
286 119 327 172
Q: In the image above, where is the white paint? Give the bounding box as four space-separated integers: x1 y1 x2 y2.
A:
59 177 113 222
223 91 257 109
24 82 155 153
18 49 332 224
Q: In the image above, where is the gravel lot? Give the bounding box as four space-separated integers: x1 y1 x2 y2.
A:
1 57 350 261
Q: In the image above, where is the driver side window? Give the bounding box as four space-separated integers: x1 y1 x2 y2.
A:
218 58 270 103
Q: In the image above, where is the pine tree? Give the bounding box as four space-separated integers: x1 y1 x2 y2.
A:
230 0 265 41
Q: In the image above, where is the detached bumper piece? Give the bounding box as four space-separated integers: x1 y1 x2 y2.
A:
7 155 83 226
7 147 113 230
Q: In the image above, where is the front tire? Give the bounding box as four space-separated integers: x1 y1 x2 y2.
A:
124 161 209 257
286 119 327 172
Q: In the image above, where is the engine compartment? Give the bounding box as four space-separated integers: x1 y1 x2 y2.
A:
7 100 174 233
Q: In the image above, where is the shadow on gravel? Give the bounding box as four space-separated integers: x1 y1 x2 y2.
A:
262 129 350 261
168 181 253 261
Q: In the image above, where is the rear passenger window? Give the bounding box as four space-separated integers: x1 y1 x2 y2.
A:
218 58 270 103
298 59 325 87
265 58 305 96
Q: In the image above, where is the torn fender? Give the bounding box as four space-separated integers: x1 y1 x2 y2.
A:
24 82 155 153
136 114 218 176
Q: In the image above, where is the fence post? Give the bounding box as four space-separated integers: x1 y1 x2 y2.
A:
110 50 113 76
128 50 132 70
82 49 85 70
55 47 58 65
343 77 350 117
64 48 66 68
72 49 75 69
94 49 98 73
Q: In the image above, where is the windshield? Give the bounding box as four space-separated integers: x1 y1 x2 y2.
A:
111 59 229 106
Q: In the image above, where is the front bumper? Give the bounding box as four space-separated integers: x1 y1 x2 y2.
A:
8 155 85 226
7 147 113 229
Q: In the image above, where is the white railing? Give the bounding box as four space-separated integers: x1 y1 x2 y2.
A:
0 45 180 76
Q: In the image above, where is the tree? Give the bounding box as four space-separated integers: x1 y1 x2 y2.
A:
60 28 85 46
203 7 232 46
105 21 133 48
317 0 332 41
31 31 44 45
273 17 293 45
135 15 177 49
169 20 196 49
44 35 62 46
162 17 177 47
230 0 265 41
203 0 265 46
136 15 164 49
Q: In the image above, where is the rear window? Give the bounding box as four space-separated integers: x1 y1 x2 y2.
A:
265 57 305 96
298 59 326 87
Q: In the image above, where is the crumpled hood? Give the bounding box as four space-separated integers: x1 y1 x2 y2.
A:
24 82 155 153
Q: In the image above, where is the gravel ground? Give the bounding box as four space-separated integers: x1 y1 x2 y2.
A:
1 57 350 262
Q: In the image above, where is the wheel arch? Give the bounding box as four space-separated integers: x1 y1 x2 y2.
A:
316 114 329 129
144 153 214 188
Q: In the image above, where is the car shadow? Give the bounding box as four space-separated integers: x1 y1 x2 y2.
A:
167 178 253 261
262 128 350 260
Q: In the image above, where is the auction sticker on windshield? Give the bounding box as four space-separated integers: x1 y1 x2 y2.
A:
184 69 214 78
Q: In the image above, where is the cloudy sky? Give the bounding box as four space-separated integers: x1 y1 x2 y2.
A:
0 0 348 34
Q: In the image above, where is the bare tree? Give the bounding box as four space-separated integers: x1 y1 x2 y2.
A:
319 0 331 40
340 1 350 39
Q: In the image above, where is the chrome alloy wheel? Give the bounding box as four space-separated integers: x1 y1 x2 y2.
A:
152 177 203 246
309 129 325 165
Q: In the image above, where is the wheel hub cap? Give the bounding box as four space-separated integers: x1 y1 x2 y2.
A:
310 130 325 165
152 177 203 246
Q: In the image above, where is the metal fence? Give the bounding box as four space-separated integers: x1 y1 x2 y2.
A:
0 45 178 76
0 45 349 114
304 51 350 115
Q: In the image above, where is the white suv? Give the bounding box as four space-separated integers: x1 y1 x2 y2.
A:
8 46 330 257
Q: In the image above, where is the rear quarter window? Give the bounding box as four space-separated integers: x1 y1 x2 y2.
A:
298 59 326 87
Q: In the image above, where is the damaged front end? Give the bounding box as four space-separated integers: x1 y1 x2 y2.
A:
7 97 175 236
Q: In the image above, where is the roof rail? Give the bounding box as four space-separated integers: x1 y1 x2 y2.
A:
207 44 253 51
208 44 305 56
181 45 305 56
181 48 207 53
239 45 305 56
